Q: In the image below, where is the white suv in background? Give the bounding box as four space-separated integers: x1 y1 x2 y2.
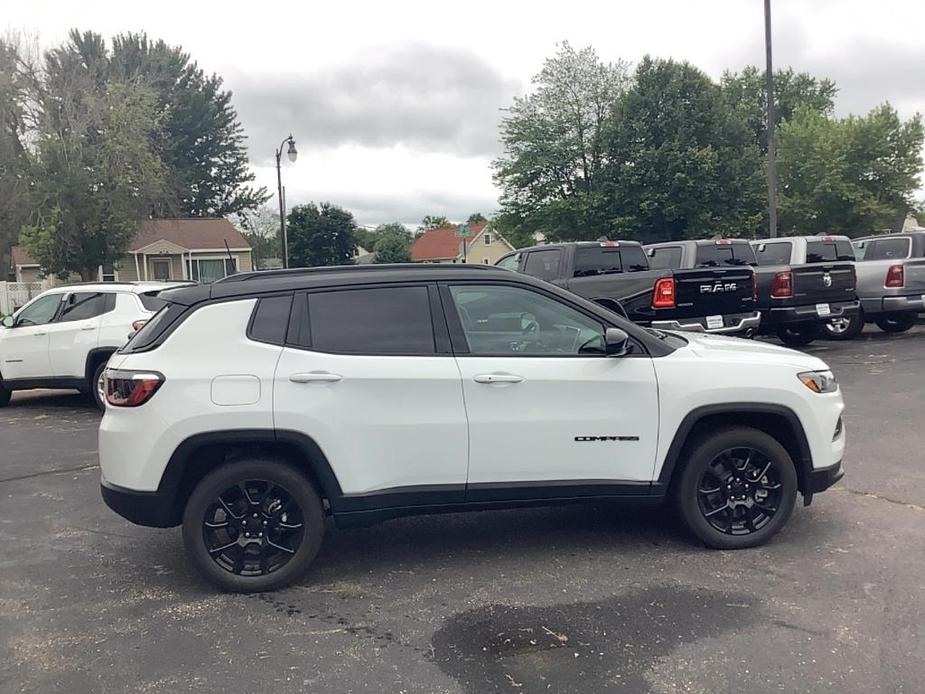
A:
0 282 186 410
99 265 846 592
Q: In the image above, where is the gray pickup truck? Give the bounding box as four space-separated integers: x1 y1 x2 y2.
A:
843 231 925 336
747 235 860 345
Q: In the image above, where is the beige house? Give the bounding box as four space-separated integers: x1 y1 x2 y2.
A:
10 218 253 284
410 223 515 265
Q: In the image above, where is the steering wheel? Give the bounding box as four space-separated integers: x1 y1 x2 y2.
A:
521 318 540 335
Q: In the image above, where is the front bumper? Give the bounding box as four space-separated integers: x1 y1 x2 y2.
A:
101 479 177 528
651 311 761 335
803 460 844 505
762 299 859 327
860 294 925 316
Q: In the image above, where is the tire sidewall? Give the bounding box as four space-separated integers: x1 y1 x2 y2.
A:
675 427 798 550
182 459 325 593
91 361 107 412
875 313 916 333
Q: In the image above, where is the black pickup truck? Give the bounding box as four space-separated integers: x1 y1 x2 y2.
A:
495 241 760 334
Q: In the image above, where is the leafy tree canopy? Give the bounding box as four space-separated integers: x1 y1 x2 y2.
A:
287 202 357 267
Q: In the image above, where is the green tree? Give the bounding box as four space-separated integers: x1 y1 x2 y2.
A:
493 42 630 242
0 36 34 273
20 33 170 279
721 67 837 150
417 215 451 234
287 202 357 267
777 104 924 235
466 212 487 224
231 205 280 269
606 57 764 242
372 235 412 263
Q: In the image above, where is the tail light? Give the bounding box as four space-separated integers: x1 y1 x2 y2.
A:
652 277 676 308
771 270 793 298
131 319 148 332
885 264 904 288
752 272 758 300
105 369 164 407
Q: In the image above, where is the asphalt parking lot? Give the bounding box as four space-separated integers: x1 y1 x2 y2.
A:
2 326 924 694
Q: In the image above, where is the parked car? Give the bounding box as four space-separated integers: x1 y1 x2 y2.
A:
846 231 925 335
99 264 845 592
496 241 761 335
749 236 859 346
0 281 189 410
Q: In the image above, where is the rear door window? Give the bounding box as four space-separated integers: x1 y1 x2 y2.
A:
754 242 793 266
695 243 757 267
865 237 911 260
307 286 436 354
56 292 114 322
522 249 561 281
647 246 682 270
573 246 648 277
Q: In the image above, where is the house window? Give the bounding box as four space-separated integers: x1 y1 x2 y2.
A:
98 264 117 282
152 258 172 281
187 257 238 283
482 258 490 264
484 233 491 245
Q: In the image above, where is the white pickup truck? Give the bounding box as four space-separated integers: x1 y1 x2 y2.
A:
0 282 186 409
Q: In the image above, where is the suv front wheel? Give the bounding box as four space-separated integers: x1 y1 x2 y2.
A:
675 426 798 550
182 459 325 592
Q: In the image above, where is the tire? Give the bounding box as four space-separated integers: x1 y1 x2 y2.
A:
90 361 108 412
776 322 820 347
674 426 798 550
0 381 10 407
822 311 864 340
182 458 325 592
874 313 916 333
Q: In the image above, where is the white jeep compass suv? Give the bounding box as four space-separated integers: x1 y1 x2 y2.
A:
99 265 845 592
0 282 187 410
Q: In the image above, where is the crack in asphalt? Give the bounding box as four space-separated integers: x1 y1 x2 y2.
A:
833 486 925 512
0 463 99 485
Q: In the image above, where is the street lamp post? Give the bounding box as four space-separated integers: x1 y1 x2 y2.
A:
275 134 298 268
764 0 778 238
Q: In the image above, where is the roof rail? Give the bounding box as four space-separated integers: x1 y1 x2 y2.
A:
217 263 500 283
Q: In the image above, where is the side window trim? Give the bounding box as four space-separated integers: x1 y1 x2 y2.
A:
246 292 294 346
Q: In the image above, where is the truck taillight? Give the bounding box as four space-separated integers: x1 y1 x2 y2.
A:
771 271 793 298
885 264 904 288
652 277 676 308
105 369 164 407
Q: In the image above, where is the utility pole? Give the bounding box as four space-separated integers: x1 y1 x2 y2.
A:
275 135 298 268
764 0 778 238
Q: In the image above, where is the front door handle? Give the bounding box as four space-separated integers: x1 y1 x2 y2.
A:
473 373 524 385
33 331 47 336
289 371 343 384
81 325 97 332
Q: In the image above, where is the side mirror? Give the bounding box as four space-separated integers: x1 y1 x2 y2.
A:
1 315 13 328
605 327 630 357
757 243 766 252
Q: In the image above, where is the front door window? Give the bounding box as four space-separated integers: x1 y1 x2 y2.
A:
13 294 62 327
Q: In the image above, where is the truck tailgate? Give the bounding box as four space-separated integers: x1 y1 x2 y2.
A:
791 262 856 304
672 266 757 318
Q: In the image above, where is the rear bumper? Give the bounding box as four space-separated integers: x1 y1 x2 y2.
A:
762 300 859 327
651 311 761 335
860 294 925 316
100 478 177 528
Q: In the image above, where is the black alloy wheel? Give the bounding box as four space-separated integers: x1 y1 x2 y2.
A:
183 459 324 592
675 426 797 549
696 447 783 536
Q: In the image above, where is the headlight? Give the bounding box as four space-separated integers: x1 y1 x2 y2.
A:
798 370 838 393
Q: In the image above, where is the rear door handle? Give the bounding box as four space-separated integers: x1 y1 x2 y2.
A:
81 326 97 332
473 373 524 384
33 331 47 336
289 371 343 383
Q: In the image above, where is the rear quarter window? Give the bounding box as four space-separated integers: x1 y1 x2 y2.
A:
247 294 293 345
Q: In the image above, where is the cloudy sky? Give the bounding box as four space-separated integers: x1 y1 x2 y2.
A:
8 0 925 226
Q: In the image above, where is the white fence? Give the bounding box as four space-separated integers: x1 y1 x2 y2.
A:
0 282 48 316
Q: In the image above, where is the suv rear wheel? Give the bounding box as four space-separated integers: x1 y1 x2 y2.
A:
675 426 798 550
875 312 916 333
0 381 10 407
182 459 325 592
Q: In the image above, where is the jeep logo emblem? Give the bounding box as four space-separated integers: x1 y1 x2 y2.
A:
700 282 737 294
822 272 832 288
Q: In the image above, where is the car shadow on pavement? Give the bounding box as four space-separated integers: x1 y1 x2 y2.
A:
9 390 98 412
